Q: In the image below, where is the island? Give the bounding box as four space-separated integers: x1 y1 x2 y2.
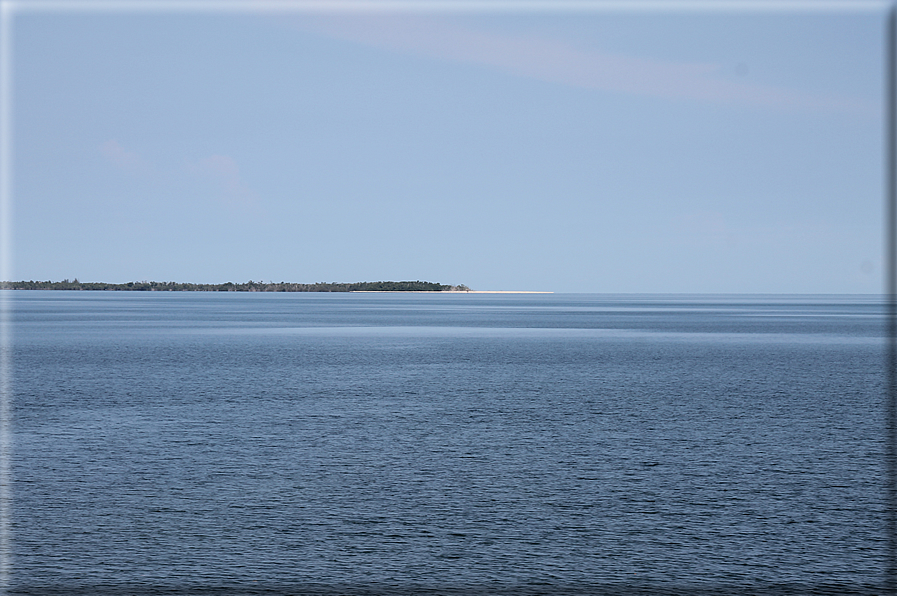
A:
1 279 471 292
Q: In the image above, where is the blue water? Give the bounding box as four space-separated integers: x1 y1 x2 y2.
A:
8 292 889 594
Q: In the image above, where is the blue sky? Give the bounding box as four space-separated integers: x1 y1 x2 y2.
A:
5 1 887 292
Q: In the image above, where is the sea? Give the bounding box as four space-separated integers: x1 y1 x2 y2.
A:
6 291 890 595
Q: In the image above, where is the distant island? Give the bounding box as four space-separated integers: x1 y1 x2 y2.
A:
1 279 471 293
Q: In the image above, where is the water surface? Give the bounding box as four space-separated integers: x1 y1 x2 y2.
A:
9 292 887 594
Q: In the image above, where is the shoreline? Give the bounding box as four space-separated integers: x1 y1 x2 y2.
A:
351 290 553 294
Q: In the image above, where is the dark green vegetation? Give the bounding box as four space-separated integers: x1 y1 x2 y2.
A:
2 279 471 292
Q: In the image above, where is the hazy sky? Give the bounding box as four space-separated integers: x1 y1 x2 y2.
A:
6 1 887 292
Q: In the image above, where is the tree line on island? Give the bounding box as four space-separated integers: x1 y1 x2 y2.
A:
2 279 471 292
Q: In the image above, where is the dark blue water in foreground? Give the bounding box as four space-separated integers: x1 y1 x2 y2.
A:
9 292 888 595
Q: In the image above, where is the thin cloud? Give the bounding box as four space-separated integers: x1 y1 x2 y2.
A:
98 143 264 215
671 209 834 248
298 15 874 114
99 139 152 173
194 154 244 194
190 154 263 213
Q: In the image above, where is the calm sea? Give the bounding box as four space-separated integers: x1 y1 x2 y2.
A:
7 292 889 595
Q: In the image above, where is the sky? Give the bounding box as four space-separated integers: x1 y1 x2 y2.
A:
4 1 888 293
